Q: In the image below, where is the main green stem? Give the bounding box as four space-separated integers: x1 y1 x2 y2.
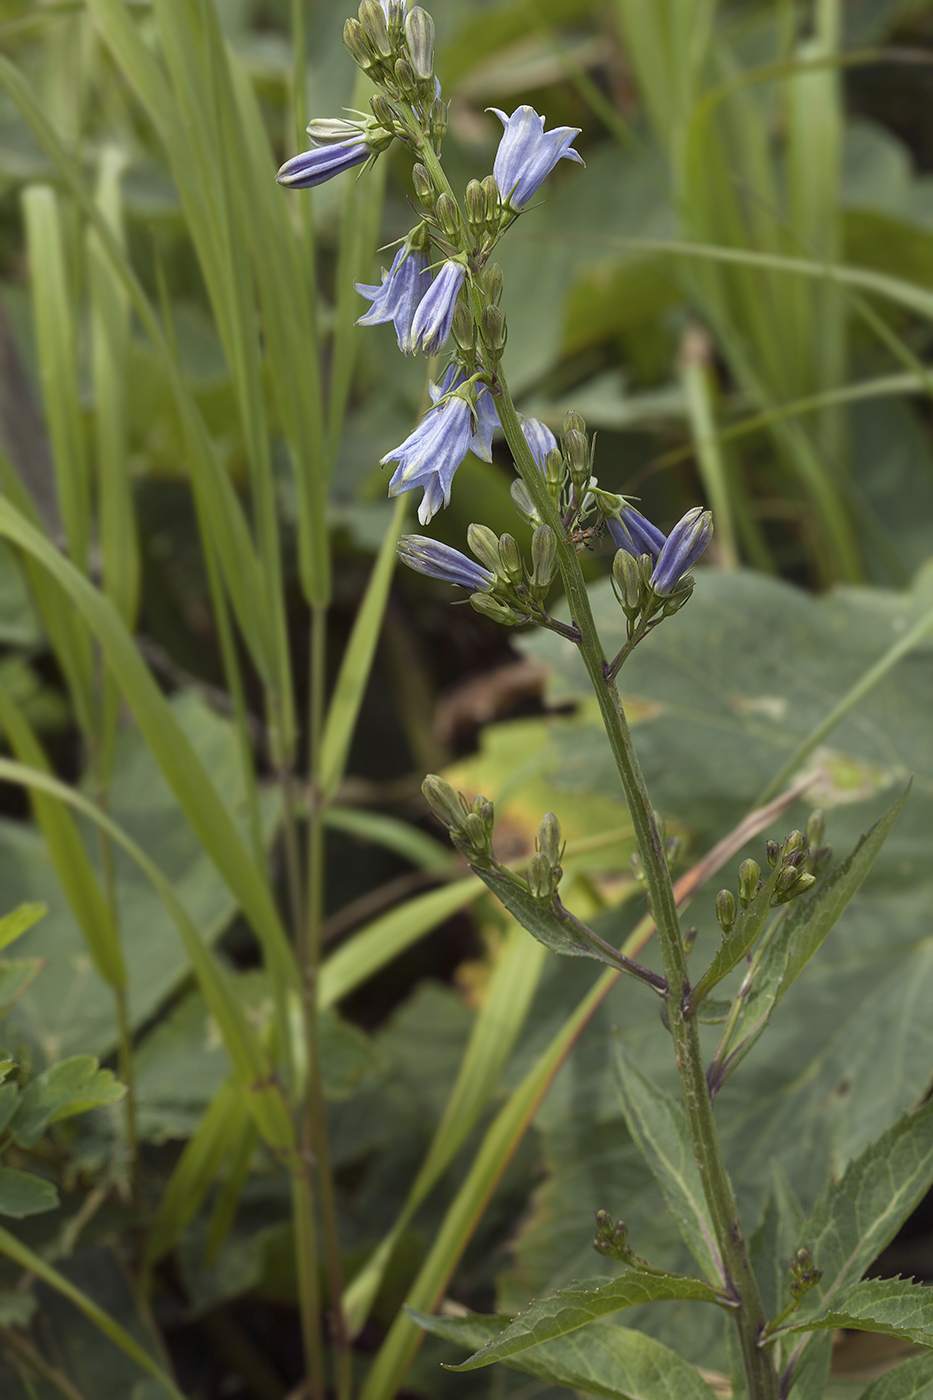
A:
495 377 778 1400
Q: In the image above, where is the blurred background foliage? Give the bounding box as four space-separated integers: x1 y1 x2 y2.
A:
0 0 931 1396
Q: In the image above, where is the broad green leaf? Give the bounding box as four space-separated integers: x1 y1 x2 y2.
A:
692 861 782 1005
783 1275 933 1346
0 902 45 954
796 1101 933 1310
448 1272 725 1370
408 1308 720 1399
858 1352 933 1400
728 787 910 1068
11 1055 124 1148
614 1045 723 1284
0 1166 58 1218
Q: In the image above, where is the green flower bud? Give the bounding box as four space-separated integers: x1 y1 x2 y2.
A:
467 522 503 576
462 811 490 854
510 478 541 526
765 839 780 869
564 428 588 481
465 178 485 232
430 97 448 142
404 6 434 78
661 578 694 616
782 829 806 858
483 262 503 304
612 548 642 614
527 851 553 900
538 811 562 866
545 447 564 496
716 889 736 934
563 410 586 436
359 0 392 57
412 162 434 206
530 525 558 591
790 1247 822 1301
470 592 520 625
344 17 375 69
738 858 761 909
498 533 522 584
805 809 826 851
422 775 466 831
435 192 461 240
773 869 816 905
482 174 500 229
481 304 507 359
473 795 495 827
451 301 475 354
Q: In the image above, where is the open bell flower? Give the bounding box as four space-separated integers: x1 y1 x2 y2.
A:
355 243 432 354
490 105 584 209
521 416 557 469
650 508 714 595
410 259 466 356
397 536 495 591
383 372 495 524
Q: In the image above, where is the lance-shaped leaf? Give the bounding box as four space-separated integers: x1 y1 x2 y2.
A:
615 1046 724 1284
471 861 666 989
780 1275 933 1348
692 861 782 1006
447 1272 725 1371
408 1308 720 1399
726 788 910 1070
796 1099 933 1312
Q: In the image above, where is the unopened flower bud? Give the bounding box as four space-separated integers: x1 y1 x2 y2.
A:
790 1247 822 1300
394 56 417 95
527 851 553 900
498 533 522 583
612 548 642 614
805 810 825 850
773 870 816 905
563 410 586 436
470 592 520 625
473 795 494 827
482 174 500 228
467 523 503 576
465 178 485 231
481 304 507 358
430 97 448 141
564 429 588 481
404 6 435 78
782 829 806 858
359 0 392 56
545 448 564 497
462 811 490 854
716 889 736 934
593 1212 632 1261
435 192 461 240
738 859 761 909
412 162 433 205
530 525 558 591
483 262 503 305
369 94 396 135
661 581 694 617
344 17 374 69
451 301 474 354
510 479 541 525
538 812 562 867
422 775 466 831
765 839 780 869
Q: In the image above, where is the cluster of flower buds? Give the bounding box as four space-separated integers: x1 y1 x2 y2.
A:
716 815 831 935
422 775 494 862
789 1247 822 1302
397 519 563 629
592 1211 653 1270
526 812 564 901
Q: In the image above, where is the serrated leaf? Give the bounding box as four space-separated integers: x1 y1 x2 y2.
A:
409 1307 721 1398
730 788 910 1063
783 1275 933 1346
448 1272 724 1370
798 1100 933 1312
0 1166 58 1217
615 1045 723 1284
11 1056 125 1148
